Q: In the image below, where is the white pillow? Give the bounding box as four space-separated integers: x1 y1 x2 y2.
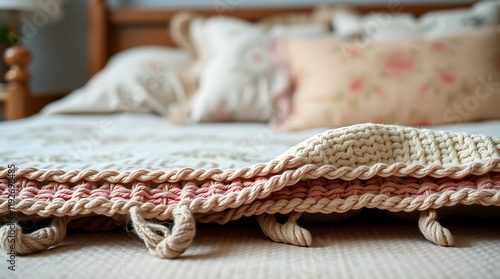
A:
332 11 419 40
188 16 327 123
41 46 193 115
419 0 500 38
332 0 500 41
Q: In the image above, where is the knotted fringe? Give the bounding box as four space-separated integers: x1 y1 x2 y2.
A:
0 216 74 254
257 212 312 247
418 209 454 247
129 204 196 259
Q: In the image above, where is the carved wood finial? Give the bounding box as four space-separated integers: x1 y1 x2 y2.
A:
4 45 31 83
4 45 32 120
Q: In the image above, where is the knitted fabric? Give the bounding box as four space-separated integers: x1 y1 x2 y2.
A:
1 124 499 258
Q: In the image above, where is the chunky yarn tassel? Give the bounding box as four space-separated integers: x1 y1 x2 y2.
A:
418 209 454 247
257 212 312 247
0 217 73 254
130 204 196 259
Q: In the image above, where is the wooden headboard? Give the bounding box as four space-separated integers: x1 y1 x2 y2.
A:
5 0 474 120
88 0 473 77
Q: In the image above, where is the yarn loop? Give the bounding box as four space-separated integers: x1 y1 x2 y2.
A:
418 209 454 247
0 217 73 254
257 212 312 247
129 204 196 259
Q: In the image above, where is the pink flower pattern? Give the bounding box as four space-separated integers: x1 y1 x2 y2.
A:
348 76 364 94
382 49 416 79
374 86 384 98
147 61 165 72
323 32 500 129
345 47 362 59
438 69 457 88
419 83 430 95
431 40 448 52
414 118 431 127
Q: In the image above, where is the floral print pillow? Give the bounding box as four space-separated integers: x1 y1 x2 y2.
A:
188 16 327 123
187 17 288 123
282 27 500 131
41 47 193 115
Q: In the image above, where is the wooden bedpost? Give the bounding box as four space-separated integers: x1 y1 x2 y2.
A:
4 46 31 121
88 0 108 77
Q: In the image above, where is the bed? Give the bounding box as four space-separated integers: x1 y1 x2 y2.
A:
1 1 500 278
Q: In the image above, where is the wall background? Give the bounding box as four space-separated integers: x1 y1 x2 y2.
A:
18 0 474 93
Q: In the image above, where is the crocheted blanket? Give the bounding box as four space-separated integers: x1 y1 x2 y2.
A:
1 124 499 259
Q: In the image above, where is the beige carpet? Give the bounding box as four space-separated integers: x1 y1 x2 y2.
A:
4 211 500 279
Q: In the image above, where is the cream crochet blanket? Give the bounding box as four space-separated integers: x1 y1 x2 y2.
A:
1 124 499 258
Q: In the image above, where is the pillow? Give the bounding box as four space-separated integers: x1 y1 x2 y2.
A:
170 5 355 59
41 46 193 115
332 11 420 40
331 0 500 41
187 16 327 123
282 27 500 131
419 0 500 38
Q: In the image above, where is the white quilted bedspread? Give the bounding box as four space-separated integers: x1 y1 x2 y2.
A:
1 113 500 172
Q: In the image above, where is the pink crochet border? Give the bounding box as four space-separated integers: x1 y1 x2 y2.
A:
2 173 499 207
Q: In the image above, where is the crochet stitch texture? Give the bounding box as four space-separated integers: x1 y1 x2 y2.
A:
1 124 499 258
